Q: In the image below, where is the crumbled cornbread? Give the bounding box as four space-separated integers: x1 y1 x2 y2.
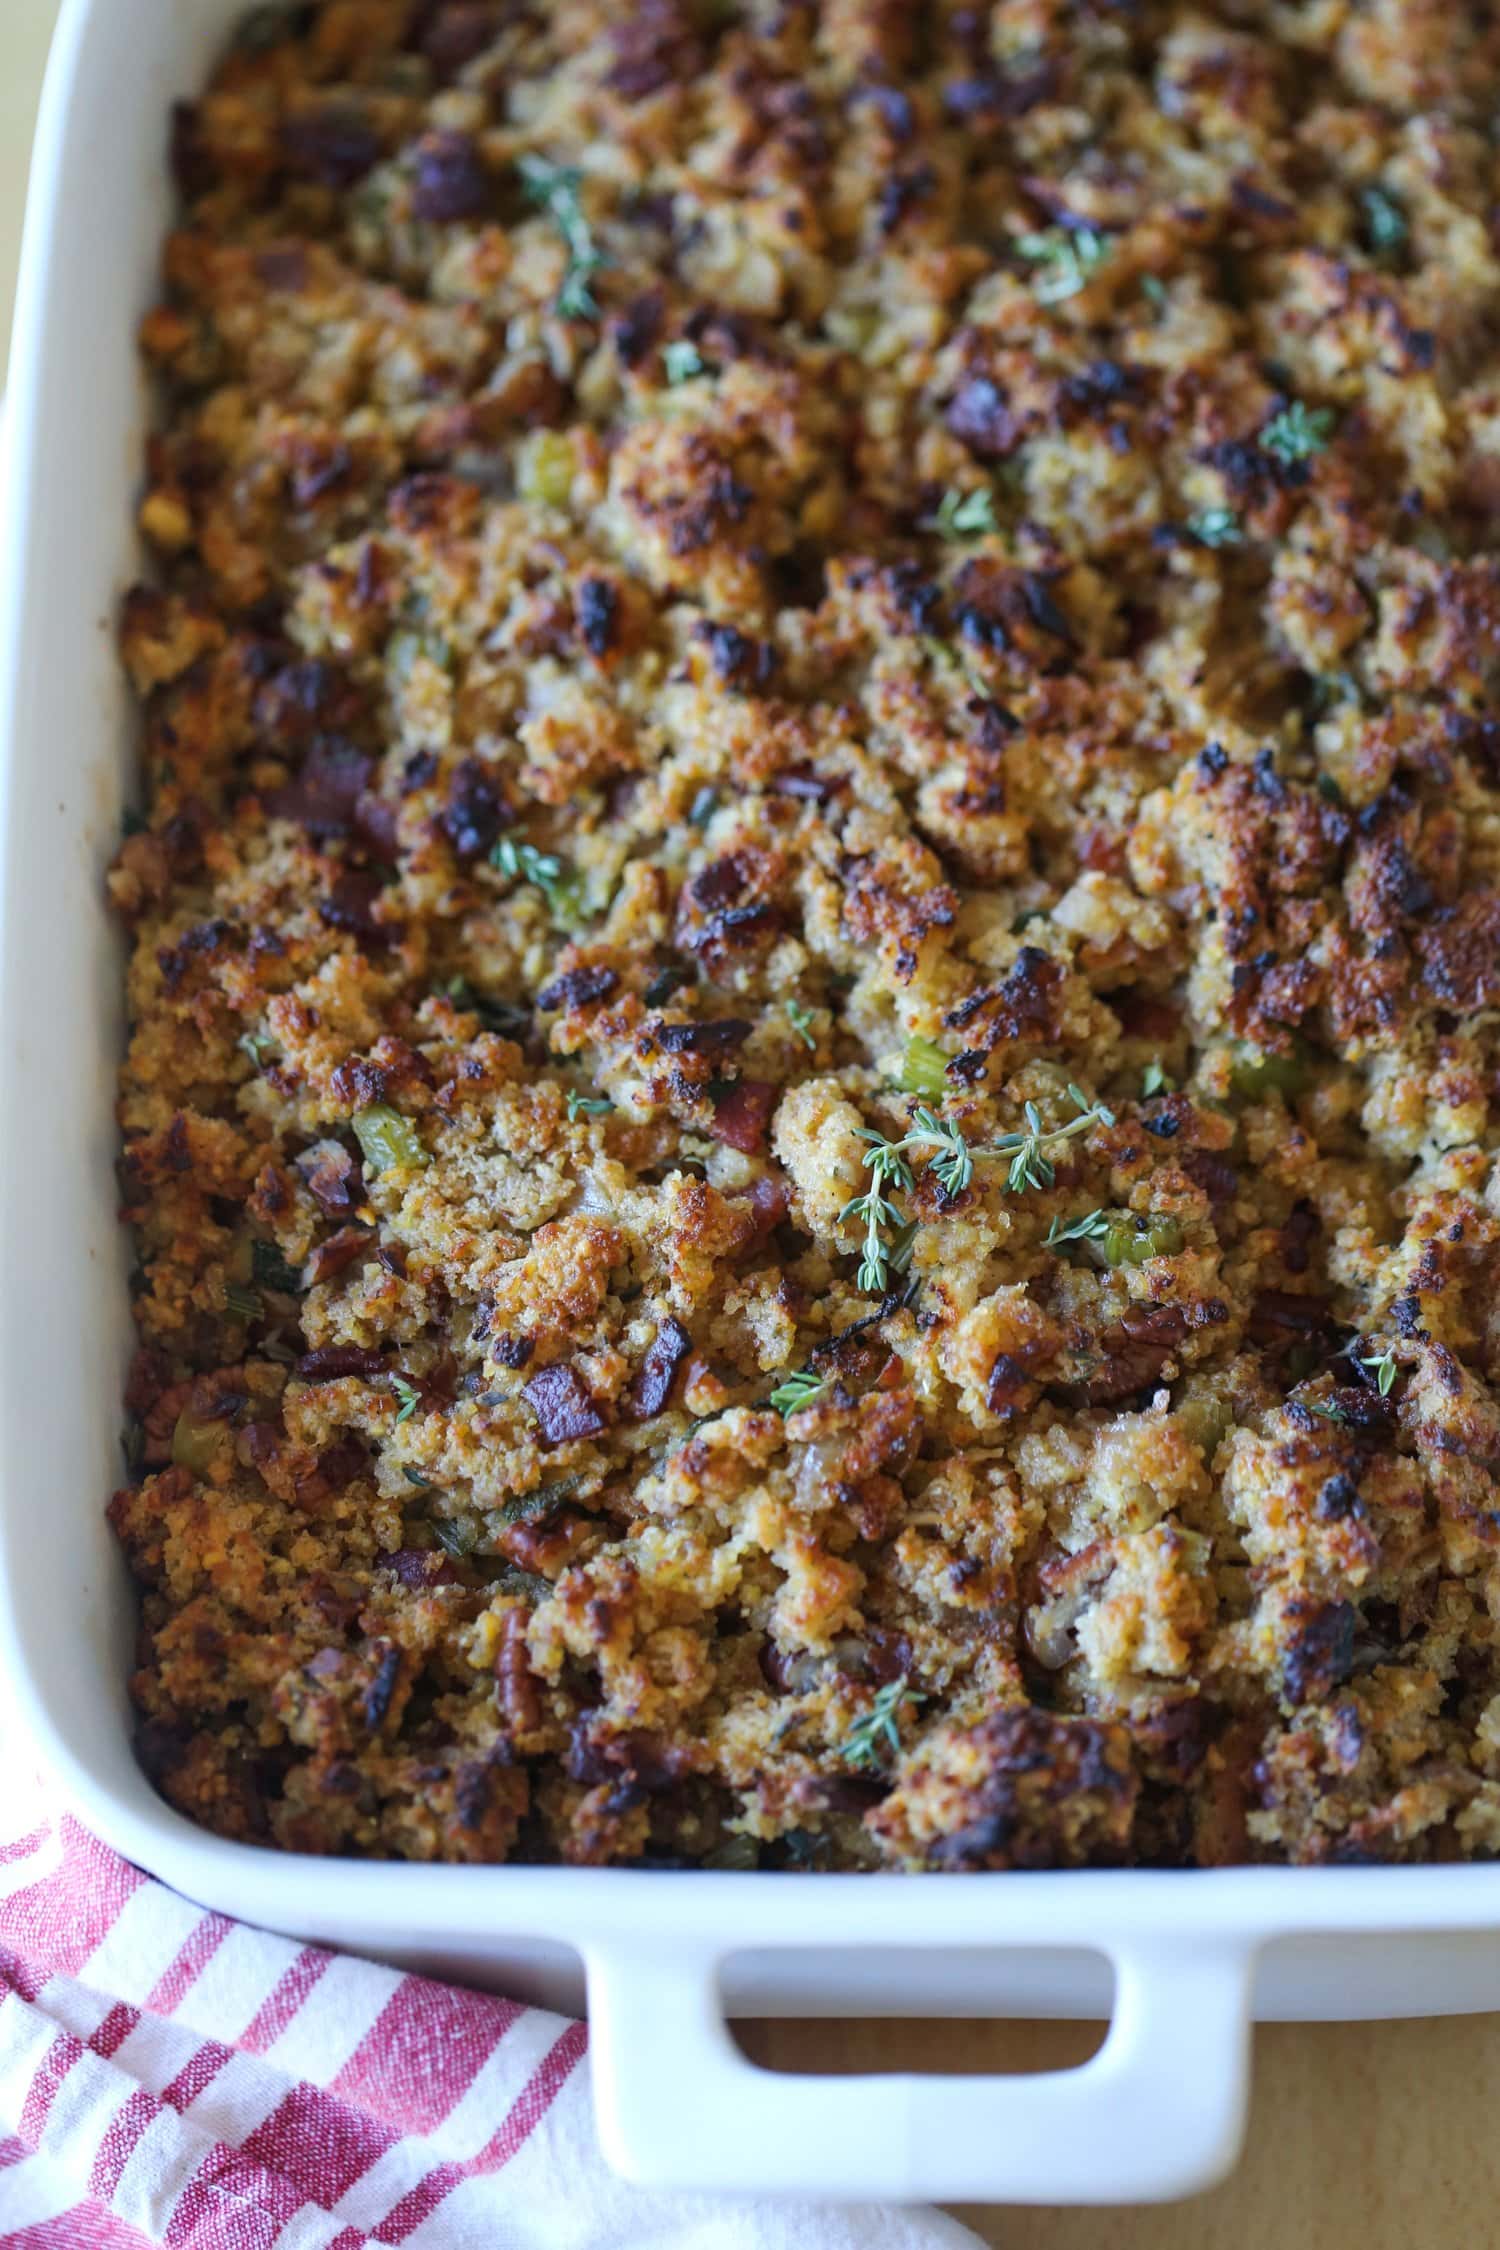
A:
110 0 1500 1868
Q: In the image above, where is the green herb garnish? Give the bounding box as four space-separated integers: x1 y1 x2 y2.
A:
492 837 584 927
925 486 998 540
785 1001 818 1052
566 1090 615 1121
1046 1208 1182 1265
1261 401 1336 466
518 154 607 320
899 1110 974 1200
1359 184 1407 261
843 1089 1112 1290
404 1466 435 1488
493 836 563 890
1142 1060 1172 1097
1045 1208 1112 1247
498 1481 573 1526
431 1516 476 1559
1187 507 1242 548
842 1158 911 1295
1309 672 1361 719
1015 226 1111 304
391 1375 421 1424
989 1086 1114 1195
223 1281 262 1321
442 978 530 1040
493 1564 552 1599
664 340 708 384
1360 1345 1397 1397
769 1368 832 1415
840 1677 925 1769
238 1029 277 1068
252 1240 303 1295
1305 1401 1351 1426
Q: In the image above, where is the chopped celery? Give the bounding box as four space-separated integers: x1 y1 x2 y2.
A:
898 1035 951 1102
353 1103 428 1173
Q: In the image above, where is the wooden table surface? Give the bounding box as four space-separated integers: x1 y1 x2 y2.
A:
1 5 1491 2239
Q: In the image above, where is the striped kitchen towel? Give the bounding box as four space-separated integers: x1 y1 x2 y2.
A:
0 1760 979 2249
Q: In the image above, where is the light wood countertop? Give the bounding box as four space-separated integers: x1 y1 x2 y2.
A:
1 5 1491 2239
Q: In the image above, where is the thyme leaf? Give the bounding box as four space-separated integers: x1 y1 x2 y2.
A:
252 1240 303 1294
840 1677 924 1768
1359 1345 1397 1397
769 1368 831 1415
785 999 818 1051
1261 401 1336 466
925 486 998 539
663 339 708 384
985 1085 1114 1195
1186 506 1242 548
1015 226 1111 304
518 154 608 320
1359 184 1407 260
1044 1207 1111 1247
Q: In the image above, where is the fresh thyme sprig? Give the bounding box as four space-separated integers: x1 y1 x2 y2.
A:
566 1090 614 1121
924 486 997 540
841 1110 970 1292
1142 1059 1172 1097
843 1089 1113 1291
1359 184 1407 261
493 836 562 891
989 1085 1115 1194
1015 225 1111 304
238 1028 279 1069
840 1677 924 1769
391 1375 421 1425
769 1368 831 1415
252 1240 303 1295
1359 1344 1397 1397
1261 401 1336 466
901 1108 973 1198
663 339 708 384
785 1000 818 1051
1044 1207 1111 1247
491 837 585 929
843 1137 913 1294
1186 507 1242 548
518 154 608 320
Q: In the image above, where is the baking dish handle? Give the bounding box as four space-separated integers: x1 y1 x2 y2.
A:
585 1932 1256 2203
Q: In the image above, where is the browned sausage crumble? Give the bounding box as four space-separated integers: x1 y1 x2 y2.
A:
109 0 1500 1870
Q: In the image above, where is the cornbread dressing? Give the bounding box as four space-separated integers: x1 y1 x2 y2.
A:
108 0 1500 1871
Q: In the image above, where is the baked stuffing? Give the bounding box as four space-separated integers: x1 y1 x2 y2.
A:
109 0 1500 1869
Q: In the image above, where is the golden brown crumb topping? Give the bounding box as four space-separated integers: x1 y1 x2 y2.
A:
110 0 1500 1869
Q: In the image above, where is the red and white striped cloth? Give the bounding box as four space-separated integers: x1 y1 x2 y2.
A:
0 1756 978 2250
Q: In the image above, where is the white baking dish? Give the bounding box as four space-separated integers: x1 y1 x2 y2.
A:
4 0 1500 2208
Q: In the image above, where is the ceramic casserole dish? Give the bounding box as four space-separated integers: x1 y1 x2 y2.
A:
4 0 1500 2208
